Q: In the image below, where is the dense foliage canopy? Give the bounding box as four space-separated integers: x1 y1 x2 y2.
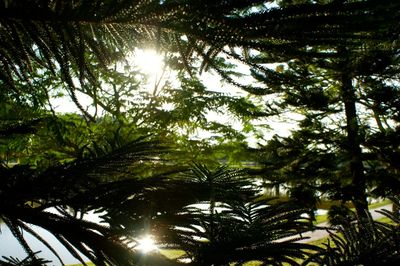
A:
1 0 400 265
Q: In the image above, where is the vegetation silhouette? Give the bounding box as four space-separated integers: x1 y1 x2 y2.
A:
0 0 399 265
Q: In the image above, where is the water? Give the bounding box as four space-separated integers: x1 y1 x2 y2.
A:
0 222 83 265
0 208 105 266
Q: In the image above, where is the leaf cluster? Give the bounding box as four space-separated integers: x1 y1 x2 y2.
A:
304 197 400 265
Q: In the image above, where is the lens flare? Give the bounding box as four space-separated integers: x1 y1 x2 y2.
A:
136 235 158 253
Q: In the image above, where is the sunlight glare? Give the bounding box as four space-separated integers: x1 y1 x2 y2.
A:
136 235 158 253
133 49 164 77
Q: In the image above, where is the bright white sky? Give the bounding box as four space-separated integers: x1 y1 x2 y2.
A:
49 48 297 147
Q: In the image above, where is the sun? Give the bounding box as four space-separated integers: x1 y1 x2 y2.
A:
133 49 164 77
135 235 158 253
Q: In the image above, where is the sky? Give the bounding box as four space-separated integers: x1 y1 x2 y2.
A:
48 48 297 147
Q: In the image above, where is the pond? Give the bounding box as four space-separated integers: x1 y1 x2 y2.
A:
0 222 83 265
0 209 103 265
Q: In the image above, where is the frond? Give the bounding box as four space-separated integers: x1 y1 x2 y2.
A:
2 217 38 263
1 0 398 113
152 165 319 265
11 220 65 265
304 206 400 265
0 134 173 265
0 252 51 266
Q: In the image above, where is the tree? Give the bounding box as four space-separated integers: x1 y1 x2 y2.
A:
2 0 398 96
304 197 400 265
0 119 317 265
246 1 400 219
0 123 172 265
1 0 400 264
152 165 319 266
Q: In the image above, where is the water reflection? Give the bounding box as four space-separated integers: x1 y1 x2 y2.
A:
0 208 105 266
0 222 83 265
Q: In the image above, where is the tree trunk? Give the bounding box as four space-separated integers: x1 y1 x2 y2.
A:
275 184 280 197
340 68 369 220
